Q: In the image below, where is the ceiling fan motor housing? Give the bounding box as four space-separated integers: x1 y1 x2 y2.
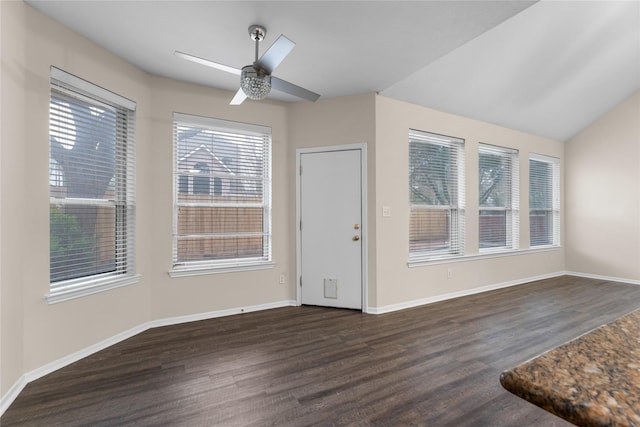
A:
248 25 266 42
240 65 272 100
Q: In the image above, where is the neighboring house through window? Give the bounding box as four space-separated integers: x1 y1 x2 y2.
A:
48 67 137 302
49 158 64 187
192 162 211 195
409 129 465 261
172 113 272 274
479 144 519 251
529 154 560 247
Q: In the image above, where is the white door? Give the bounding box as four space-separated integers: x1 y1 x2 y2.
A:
299 149 363 309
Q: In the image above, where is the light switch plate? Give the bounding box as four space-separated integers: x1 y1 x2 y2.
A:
382 206 391 217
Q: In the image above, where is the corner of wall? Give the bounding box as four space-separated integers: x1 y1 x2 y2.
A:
0 0 26 402
565 90 640 282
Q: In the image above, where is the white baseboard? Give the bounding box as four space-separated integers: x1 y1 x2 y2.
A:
0 321 148 416
149 300 297 329
367 272 565 315
0 376 28 418
565 271 640 286
0 299 296 416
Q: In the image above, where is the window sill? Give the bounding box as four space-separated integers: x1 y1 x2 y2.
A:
45 274 141 304
169 261 274 278
408 246 561 268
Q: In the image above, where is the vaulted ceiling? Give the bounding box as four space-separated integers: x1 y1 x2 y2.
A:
26 0 640 141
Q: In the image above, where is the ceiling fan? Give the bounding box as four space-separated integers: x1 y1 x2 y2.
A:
175 25 320 105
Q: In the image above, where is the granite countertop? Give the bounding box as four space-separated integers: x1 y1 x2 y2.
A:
500 309 640 427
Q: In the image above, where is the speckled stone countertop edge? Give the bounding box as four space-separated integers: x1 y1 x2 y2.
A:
499 308 640 427
500 367 596 426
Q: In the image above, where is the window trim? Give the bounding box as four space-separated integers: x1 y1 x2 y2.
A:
478 143 520 254
408 245 561 268
169 260 274 278
46 67 137 303
45 274 141 304
51 67 136 111
170 113 273 275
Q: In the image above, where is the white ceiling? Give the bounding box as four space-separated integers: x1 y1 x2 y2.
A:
26 0 640 141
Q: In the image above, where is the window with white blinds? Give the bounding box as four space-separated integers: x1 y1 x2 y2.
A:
529 154 560 247
409 129 465 261
479 144 519 251
172 113 272 273
49 68 136 299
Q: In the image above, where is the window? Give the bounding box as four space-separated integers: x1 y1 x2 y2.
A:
48 67 136 301
192 162 211 195
479 144 519 251
409 130 465 260
529 154 560 247
172 113 272 273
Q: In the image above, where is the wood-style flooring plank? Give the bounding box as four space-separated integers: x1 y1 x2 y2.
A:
3 275 640 426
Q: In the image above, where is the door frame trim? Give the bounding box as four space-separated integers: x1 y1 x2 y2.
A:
295 143 369 313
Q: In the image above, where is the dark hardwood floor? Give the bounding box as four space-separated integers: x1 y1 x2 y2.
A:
4 275 640 426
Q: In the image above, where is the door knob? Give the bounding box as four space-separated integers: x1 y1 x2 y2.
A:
352 235 360 241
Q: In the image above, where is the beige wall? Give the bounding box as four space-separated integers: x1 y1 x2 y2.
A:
374 96 565 308
565 91 640 281
287 94 377 306
147 76 291 319
0 1 293 398
2 1 153 391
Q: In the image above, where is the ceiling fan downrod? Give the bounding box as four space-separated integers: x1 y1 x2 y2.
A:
240 25 271 100
248 25 266 63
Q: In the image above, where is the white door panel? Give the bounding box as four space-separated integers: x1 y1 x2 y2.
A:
300 149 362 309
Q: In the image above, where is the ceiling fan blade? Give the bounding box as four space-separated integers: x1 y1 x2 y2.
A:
256 35 295 74
230 88 247 105
174 51 242 76
271 76 320 102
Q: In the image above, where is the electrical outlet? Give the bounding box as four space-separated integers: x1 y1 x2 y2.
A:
447 268 454 279
279 274 286 284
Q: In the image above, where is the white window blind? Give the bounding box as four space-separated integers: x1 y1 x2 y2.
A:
173 113 272 271
49 68 136 296
479 144 519 251
529 154 560 247
409 129 465 260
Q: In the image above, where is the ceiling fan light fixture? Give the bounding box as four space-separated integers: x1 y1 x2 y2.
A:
240 66 271 100
177 24 319 105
